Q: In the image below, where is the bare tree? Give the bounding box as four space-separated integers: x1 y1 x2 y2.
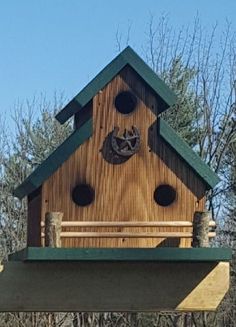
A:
0 94 72 326
0 15 235 327
116 14 236 327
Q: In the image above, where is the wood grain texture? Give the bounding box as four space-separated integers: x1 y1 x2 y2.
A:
41 232 216 239
0 261 229 312
176 262 230 311
41 66 206 248
40 221 216 227
27 188 42 246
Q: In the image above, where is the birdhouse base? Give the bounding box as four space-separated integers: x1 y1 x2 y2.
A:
0 247 231 312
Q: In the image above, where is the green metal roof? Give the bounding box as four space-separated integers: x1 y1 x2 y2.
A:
55 46 177 124
13 119 92 199
158 118 220 189
9 247 232 262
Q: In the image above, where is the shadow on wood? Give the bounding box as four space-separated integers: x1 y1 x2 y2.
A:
0 260 229 312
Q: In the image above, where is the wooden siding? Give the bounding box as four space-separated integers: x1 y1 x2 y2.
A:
42 66 206 248
27 187 42 246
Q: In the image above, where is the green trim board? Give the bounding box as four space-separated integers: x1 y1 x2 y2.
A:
158 118 220 189
56 46 177 124
13 119 92 199
9 247 232 262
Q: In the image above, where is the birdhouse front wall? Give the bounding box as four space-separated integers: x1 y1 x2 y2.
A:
29 66 206 248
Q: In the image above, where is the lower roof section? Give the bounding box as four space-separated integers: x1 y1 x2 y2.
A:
9 247 232 262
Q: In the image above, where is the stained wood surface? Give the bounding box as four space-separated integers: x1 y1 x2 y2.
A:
42 66 206 248
40 221 216 227
27 188 42 246
0 261 229 312
41 231 216 238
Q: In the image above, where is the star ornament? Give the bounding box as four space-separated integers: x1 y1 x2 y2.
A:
111 126 140 157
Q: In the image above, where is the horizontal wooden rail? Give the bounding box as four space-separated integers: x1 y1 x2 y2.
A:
41 221 216 228
41 231 216 238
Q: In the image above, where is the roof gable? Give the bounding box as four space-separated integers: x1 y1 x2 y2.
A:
55 46 177 124
13 47 220 199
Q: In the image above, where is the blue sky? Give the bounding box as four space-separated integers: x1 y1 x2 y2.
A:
0 0 236 119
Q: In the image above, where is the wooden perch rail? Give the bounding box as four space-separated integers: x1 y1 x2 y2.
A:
42 231 216 238
41 220 216 228
43 212 216 245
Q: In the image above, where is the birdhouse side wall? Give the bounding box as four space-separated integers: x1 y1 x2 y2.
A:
27 187 42 246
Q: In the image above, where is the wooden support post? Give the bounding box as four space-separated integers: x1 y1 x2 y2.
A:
45 212 63 247
192 211 211 247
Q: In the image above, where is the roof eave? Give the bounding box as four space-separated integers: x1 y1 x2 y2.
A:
13 119 93 199
158 118 220 190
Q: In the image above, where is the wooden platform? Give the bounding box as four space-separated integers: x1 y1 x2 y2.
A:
0 247 231 312
9 247 231 262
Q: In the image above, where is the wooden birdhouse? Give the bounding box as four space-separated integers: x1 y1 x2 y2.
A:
1 46 231 313
14 46 220 249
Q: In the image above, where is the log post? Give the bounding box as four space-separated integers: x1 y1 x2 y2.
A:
45 212 63 247
192 211 211 247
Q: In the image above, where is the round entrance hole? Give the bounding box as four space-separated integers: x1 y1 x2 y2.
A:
114 91 137 114
154 184 176 207
72 184 95 207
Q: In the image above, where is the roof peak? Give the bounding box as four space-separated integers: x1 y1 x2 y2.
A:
55 46 177 124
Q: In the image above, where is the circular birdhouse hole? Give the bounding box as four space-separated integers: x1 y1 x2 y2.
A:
154 184 176 207
114 91 137 114
72 184 95 207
